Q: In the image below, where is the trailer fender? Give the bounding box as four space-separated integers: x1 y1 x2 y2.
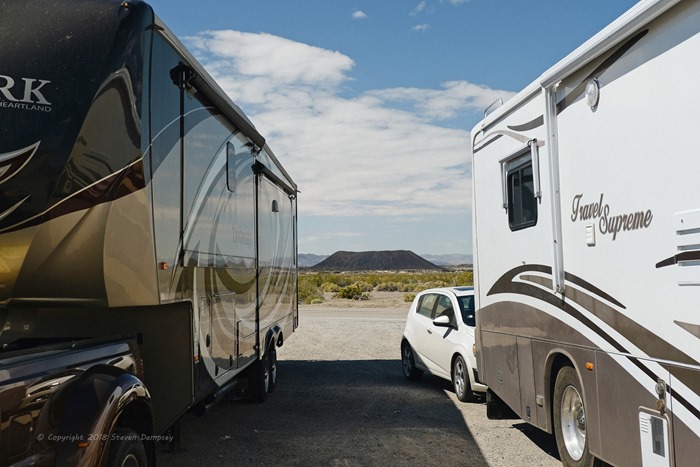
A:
35 364 153 467
264 324 283 352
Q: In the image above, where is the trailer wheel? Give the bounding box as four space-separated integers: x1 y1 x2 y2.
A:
249 352 270 403
267 347 277 394
106 428 148 467
553 367 601 467
452 355 476 402
401 340 423 381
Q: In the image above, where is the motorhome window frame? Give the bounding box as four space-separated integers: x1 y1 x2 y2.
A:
501 147 538 231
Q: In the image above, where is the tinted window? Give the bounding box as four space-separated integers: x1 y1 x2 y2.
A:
435 295 454 321
417 294 437 318
507 157 537 231
457 295 476 327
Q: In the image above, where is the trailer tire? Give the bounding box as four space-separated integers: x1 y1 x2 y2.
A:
452 355 476 402
106 427 148 467
267 347 277 394
553 366 601 467
249 352 270 403
401 340 423 381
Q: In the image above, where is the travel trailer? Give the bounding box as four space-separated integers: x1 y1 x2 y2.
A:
471 0 700 466
0 0 298 465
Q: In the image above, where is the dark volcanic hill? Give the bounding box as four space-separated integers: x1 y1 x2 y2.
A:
309 250 441 271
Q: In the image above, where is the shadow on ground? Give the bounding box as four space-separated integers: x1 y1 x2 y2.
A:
163 360 489 466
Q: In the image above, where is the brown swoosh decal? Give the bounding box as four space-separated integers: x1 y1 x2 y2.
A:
0 159 145 234
676 321 700 339
508 116 544 132
656 250 700 268
487 264 700 420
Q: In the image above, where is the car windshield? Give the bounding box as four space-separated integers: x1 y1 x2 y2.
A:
457 295 475 327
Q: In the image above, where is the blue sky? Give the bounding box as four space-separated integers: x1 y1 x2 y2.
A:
148 0 638 255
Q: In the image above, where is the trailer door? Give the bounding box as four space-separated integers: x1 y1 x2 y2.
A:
254 158 298 348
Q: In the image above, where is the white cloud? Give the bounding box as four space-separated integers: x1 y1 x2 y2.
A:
187 31 354 86
411 24 430 32
184 30 513 221
352 10 367 19
367 81 516 120
411 1 427 16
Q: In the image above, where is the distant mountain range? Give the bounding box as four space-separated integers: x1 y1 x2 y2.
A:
298 254 329 268
298 251 473 269
420 253 473 266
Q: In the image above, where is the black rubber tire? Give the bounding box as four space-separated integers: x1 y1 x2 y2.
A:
249 351 270 403
452 355 476 402
267 347 277 394
553 366 601 467
106 428 148 467
401 340 423 381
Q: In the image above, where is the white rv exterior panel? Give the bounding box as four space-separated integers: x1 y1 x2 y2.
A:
472 1 700 465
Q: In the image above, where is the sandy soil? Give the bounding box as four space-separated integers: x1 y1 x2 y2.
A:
161 296 562 466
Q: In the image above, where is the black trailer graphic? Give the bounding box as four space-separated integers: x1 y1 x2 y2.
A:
0 1 298 465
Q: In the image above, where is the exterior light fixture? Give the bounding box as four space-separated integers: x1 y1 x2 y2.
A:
585 78 600 111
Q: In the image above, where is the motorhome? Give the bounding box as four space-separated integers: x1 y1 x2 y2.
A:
471 1 700 465
0 1 298 465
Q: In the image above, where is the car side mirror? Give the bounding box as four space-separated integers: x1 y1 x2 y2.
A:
433 315 455 328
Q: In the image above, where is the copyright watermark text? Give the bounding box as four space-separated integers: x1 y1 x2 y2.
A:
37 433 174 443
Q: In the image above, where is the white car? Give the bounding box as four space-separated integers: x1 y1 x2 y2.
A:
401 286 487 401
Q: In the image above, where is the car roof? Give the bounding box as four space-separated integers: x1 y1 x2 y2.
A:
420 286 474 297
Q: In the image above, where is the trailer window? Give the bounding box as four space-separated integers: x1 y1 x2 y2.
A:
507 158 537 230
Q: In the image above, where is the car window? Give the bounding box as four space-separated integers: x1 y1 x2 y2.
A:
457 295 476 327
416 294 437 318
435 295 454 321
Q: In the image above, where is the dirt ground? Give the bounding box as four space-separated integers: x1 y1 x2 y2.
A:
162 292 561 466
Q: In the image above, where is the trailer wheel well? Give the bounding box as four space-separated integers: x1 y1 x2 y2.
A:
548 354 574 429
264 326 284 353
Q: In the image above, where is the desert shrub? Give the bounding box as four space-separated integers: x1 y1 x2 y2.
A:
403 293 416 303
414 281 448 292
300 270 473 298
298 276 323 304
376 281 407 292
337 284 371 300
321 282 341 293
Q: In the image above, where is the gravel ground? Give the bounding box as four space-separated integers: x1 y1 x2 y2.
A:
162 294 561 466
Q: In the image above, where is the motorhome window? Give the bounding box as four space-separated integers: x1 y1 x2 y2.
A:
506 157 537 230
417 294 437 318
